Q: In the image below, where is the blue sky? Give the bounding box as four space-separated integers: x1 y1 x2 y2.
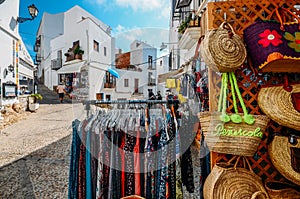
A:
19 0 171 59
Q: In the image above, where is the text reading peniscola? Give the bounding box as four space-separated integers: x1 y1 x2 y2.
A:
211 123 263 138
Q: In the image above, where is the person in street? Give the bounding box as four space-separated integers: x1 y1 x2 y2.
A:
148 89 156 100
156 91 162 100
56 82 66 103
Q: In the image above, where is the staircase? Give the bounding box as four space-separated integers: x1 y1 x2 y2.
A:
37 82 72 104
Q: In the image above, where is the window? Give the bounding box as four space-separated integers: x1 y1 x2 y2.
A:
124 79 129 87
104 47 107 56
134 79 139 93
105 71 116 88
96 93 104 100
160 60 163 66
106 95 111 101
57 50 62 59
148 72 155 85
148 55 153 68
93 40 99 52
73 40 79 47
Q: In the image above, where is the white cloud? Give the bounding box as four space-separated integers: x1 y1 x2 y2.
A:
112 26 169 52
115 0 161 11
114 0 171 20
160 6 171 19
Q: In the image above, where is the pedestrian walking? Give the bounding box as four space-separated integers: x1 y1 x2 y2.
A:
156 91 162 100
148 89 156 100
56 82 66 103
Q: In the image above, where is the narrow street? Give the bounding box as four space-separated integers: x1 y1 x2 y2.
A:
0 83 75 198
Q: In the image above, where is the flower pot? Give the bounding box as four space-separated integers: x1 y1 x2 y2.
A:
29 103 39 112
75 54 82 60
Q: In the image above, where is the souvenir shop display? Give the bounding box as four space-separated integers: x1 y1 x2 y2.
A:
67 1 300 198
268 135 300 186
199 72 270 156
264 180 300 199
68 99 206 199
258 83 300 131
203 156 269 199
200 22 247 73
244 7 300 72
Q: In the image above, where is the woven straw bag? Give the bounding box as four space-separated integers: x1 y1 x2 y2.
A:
258 84 300 131
264 180 300 199
198 72 270 156
269 135 300 186
200 22 247 72
203 156 269 199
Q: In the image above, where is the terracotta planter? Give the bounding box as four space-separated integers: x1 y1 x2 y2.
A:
75 54 82 60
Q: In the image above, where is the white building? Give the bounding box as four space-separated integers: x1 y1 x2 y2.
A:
115 40 160 100
35 5 116 101
0 0 35 106
171 0 202 71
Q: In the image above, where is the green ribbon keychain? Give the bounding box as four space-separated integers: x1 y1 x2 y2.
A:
218 72 255 125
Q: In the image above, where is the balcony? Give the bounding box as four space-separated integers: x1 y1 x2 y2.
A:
148 66 156 70
104 83 115 88
148 79 156 86
178 17 201 49
33 44 39 52
35 54 42 63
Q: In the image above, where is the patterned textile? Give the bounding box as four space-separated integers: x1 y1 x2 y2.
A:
156 128 168 199
86 130 92 199
78 121 87 199
124 133 136 196
68 120 81 199
70 108 191 199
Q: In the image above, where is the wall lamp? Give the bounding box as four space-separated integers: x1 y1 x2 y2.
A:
160 42 178 51
8 64 14 72
17 4 39 23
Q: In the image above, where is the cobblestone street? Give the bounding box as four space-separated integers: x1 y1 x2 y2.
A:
0 82 77 198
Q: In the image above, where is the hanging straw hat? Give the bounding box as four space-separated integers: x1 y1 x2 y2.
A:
269 135 300 186
258 84 300 131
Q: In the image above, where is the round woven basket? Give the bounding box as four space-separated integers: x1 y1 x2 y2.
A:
269 135 300 186
200 22 247 73
198 111 270 156
264 180 300 199
258 84 300 131
203 157 269 199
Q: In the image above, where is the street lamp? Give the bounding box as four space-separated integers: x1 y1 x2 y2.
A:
17 4 39 23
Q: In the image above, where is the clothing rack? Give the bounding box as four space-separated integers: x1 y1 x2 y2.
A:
84 99 179 105
83 99 180 116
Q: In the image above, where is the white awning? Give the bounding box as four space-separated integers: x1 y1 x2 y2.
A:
57 61 85 74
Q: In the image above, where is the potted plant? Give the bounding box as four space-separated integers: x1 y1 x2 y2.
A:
28 93 43 112
74 46 84 59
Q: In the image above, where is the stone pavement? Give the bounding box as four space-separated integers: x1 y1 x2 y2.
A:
0 103 74 198
0 82 81 198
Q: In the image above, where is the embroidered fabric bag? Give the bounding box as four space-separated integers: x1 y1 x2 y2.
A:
243 7 300 72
